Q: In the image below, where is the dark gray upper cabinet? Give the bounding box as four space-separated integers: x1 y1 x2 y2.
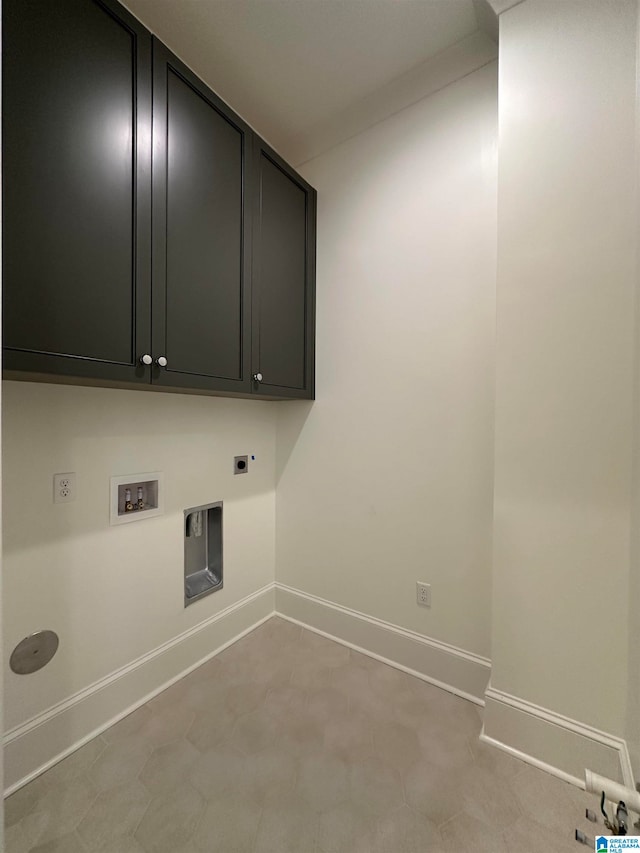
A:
2 0 315 400
2 0 152 383
252 139 316 399
151 40 252 395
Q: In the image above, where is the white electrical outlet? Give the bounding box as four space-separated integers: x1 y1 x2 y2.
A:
53 472 76 503
416 581 431 607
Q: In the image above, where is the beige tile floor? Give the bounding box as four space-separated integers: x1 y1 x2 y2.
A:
5 617 596 852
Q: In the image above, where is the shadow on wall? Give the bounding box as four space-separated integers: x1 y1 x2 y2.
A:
275 400 314 485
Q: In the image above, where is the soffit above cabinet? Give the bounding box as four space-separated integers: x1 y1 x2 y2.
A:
120 0 482 161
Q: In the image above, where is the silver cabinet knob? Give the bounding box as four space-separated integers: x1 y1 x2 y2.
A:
253 372 263 383
156 356 168 368
140 354 153 366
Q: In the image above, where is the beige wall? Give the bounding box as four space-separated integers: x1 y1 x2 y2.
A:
276 63 498 659
2 382 277 733
629 0 640 777
492 0 637 736
630 332 640 776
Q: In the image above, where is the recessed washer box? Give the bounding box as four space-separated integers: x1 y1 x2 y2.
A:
110 472 164 525
184 501 223 607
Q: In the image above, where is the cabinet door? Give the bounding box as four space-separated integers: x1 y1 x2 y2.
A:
151 40 251 394
252 139 316 399
2 0 152 383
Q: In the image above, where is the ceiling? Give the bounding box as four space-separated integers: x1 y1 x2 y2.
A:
123 0 486 158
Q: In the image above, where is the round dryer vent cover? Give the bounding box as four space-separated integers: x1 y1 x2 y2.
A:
10 630 59 674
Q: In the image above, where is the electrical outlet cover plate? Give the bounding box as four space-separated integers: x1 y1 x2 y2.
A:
53 472 76 503
416 581 431 607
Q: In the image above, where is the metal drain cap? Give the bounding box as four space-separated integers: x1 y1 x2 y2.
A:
10 630 59 674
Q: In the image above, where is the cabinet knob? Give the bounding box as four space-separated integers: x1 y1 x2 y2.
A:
156 356 168 368
140 354 153 366
253 372 263 383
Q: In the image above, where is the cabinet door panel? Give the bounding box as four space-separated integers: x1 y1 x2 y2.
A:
252 142 316 398
3 0 151 381
152 41 251 393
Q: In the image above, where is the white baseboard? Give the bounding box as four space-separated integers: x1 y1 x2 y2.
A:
275 584 635 789
275 582 491 705
480 730 586 787
483 686 632 787
6 579 635 800
3 584 276 795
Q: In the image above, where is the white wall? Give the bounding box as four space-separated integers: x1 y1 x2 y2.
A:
630 317 640 778
629 0 640 779
276 63 498 661
490 0 637 742
2 382 276 733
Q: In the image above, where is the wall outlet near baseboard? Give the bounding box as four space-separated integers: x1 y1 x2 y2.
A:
416 581 431 607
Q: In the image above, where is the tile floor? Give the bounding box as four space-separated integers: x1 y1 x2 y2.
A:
5 617 595 852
